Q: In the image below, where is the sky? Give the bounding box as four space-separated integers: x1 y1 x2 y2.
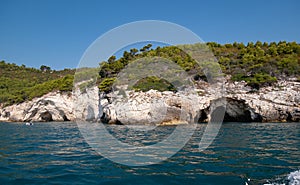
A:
0 0 299 70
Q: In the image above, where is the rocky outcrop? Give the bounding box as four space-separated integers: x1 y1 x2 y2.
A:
0 92 74 122
100 80 300 124
0 80 299 123
73 86 100 122
225 80 300 122
100 90 203 125
0 86 100 122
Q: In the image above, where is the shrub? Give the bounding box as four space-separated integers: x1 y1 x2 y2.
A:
133 76 176 92
99 77 116 93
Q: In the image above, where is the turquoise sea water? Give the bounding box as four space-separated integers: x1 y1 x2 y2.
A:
0 122 299 185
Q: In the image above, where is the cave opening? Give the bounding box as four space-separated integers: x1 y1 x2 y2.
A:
200 98 263 123
223 110 253 122
197 109 208 123
40 111 53 122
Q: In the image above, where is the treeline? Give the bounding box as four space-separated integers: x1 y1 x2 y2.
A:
0 61 74 106
98 41 300 92
1 41 299 106
208 41 300 88
98 44 197 92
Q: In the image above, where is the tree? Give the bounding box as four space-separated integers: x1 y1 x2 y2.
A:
99 77 116 93
145 43 152 50
123 51 131 60
237 42 245 49
108 56 116 63
140 44 153 52
224 43 233 48
130 48 139 56
267 45 278 56
255 41 263 47
247 42 254 48
40 65 51 72
263 42 268 47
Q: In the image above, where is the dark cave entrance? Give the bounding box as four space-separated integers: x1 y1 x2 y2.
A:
198 98 262 123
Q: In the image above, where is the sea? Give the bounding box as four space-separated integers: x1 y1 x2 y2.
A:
0 122 299 185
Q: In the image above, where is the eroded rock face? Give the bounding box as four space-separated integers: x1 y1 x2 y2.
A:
100 80 300 124
226 81 300 122
0 92 75 122
73 86 100 122
0 86 100 122
100 91 263 125
100 89 204 125
0 80 299 123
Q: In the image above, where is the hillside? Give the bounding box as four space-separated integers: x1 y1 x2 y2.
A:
1 41 299 107
99 41 300 92
0 61 74 106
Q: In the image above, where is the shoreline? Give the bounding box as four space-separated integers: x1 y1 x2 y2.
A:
1 80 299 124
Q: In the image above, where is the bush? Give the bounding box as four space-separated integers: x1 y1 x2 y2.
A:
232 73 277 89
231 73 246 81
247 73 277 88
133 76 176 92
99 77 116 93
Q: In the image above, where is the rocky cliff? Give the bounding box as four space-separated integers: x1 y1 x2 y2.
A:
100 80 300 124
0 86 100 122
0 80 299 123
0 92 74 122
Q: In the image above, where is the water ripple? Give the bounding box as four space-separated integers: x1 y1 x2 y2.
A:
0 122 299 185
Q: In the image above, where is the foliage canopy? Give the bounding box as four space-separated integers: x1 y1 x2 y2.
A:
1 41 299 106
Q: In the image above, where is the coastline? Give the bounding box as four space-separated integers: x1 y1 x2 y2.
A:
1 79 299 124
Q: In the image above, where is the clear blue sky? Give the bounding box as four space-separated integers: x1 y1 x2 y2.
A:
0 0 299 70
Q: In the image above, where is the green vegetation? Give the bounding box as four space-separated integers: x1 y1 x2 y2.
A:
231 73 277 89
1 41 299 106
99 44 197 79
98 77 116 93
132 76 176 92
98 41 300 92
0 61 74 106
98 44 199 92
209 41 300 88
74 67 100 93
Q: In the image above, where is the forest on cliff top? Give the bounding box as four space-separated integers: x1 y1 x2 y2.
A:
99 41 300 92
1 41 299 106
